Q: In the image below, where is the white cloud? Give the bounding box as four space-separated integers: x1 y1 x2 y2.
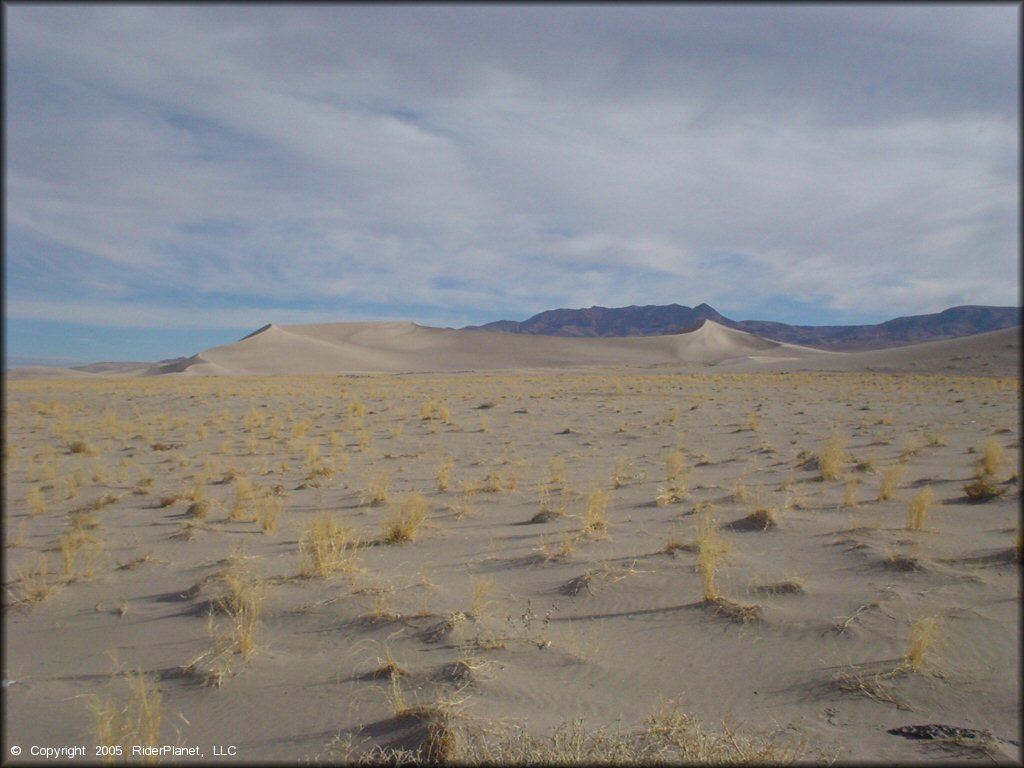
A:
5 4 1018 339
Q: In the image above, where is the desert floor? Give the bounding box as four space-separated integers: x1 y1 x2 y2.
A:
3 368 1020 763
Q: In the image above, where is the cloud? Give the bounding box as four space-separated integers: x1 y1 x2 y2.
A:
5 4 1018 343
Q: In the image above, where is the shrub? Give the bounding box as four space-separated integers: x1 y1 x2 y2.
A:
906 487 936 530
383 492 429 543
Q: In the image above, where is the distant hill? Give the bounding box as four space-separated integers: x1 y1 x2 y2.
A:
466 304 1021 350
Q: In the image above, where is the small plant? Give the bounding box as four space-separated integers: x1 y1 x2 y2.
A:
469 575 495 618
655 485 686 507
11 554 56 607
300 514 359 577
59 528 102 579
817 427 846 481
67 439 98 456
580 489 609 539
903 616 939 672
877 465 904 501
906 487 936 530
665 451 685 483
361 471 391 507
549 456 565 485
26 486 46 516
383 492 430 543
978 437 1005 477
230 476 253 521
89 670 162 761
696 515 729 602
215 555 265 656
436 458 454 492
963 475 1007 503
257 493 282 534
612 456 631 489
842 475 859 508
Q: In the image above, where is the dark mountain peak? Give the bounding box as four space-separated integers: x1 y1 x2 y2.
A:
465 303 1020 350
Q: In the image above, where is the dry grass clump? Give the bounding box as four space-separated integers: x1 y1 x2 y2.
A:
213 554 265 656
665 451 685 483
10 554 58 608
26 486 47 516
383 491 430 543
436 458 454 492
696 514 730 602
906 487 936 530
445 702 810 764
903 616 939 672
842 474 859 507
877 464 904 501
655 485 686 507
817 427 847 481
300 514 360 577
537 532 578 562
361 471 392 507
67 438 99 456
612 456 633 489
59 527 103 579
725 507 778 532
964 441 1010 502
548 456 565 485
229 475 254 521
978 437 1005 477
963 475 1007 503
468 575 495 618
89 670 162 761
580 489 609 539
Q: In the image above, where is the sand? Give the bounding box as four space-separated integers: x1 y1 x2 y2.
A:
3 322 1020 764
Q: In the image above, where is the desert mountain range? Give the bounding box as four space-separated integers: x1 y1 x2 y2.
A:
7 305 1019 379
467 303 1020 350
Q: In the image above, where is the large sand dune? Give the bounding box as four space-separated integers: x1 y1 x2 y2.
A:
152 320 829 376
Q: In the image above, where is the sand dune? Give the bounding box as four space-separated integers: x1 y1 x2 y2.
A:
726 326 1020 376
156 320 829 376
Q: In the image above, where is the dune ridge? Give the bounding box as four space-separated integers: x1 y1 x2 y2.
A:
159 320 827 376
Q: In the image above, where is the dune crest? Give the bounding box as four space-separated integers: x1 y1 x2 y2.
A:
161 319 826 375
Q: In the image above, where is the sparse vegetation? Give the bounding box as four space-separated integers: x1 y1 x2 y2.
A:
906 487 936 530
817 427 847 481
383 491 430 543
89 670 162 761
300 514 359 577
580 488 609 538
877 464 904 501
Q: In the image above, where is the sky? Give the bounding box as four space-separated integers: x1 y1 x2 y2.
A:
4 4 1020 366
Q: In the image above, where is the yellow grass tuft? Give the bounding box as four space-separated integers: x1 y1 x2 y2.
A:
361 471 391 507
903 616 939 672
817 427 846 481
580 488 609 538
665 451 685 483
383 491 430 543
963 474 1007 503
877 464 904 501
979 437 1005 477
26 486 47 516
436 458 454 492
300 514 359 577
89 670 162 762
906 487 936 530
469 575 495 618
696 514 730 602
548 456 565 485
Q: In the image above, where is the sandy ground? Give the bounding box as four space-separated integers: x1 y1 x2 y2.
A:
3 325 1021 764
